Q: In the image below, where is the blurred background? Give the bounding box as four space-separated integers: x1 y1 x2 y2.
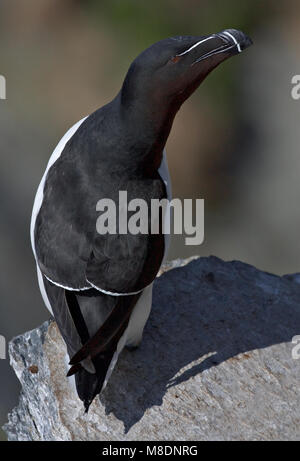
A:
1 0 300 438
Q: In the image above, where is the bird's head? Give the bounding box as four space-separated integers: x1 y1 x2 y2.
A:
121 29 252 110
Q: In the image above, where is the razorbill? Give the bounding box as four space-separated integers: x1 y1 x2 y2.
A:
31 29 252 412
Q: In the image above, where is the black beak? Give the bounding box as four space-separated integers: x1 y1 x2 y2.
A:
190 28 253 65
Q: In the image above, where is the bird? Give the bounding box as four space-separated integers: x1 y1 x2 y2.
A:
30 29 252 412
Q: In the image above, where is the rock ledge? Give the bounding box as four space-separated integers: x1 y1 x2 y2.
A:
3 256 300 441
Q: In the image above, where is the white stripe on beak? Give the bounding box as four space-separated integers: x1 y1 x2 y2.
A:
222 31 242 53
177 35 217 57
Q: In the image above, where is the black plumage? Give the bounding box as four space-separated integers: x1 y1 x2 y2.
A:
31 29 252 411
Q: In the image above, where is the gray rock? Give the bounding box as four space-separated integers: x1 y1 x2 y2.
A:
3 256 300 441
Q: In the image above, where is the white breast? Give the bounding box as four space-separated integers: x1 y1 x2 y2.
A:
30 116 88 259
30 116 88 313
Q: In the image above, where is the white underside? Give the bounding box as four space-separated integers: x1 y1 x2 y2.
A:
102 283 154 391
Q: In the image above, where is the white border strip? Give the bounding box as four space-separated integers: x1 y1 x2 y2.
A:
44 273 144 296
86 279 143 296
44 274 91 291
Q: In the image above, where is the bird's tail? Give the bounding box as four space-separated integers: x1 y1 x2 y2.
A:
72 319 129 412
66 291 141 412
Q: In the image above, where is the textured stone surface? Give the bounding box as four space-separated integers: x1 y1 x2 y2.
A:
3 256 300 441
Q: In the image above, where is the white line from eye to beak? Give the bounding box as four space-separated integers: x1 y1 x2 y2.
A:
192 43 236 65
177 36 216 56
221 31 242 53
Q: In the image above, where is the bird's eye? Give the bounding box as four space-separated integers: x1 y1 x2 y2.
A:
170 55 181 64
